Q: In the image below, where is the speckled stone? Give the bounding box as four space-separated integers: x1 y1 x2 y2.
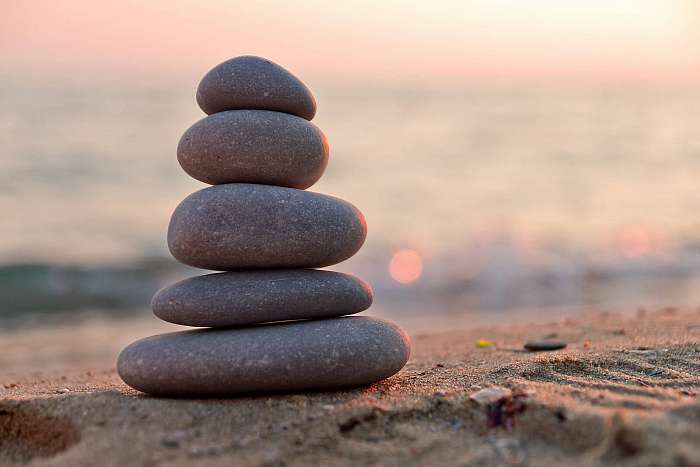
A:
152 270 373 327
196 56 316 120
168 184 367 271
177 110 328 189
117 316 411 396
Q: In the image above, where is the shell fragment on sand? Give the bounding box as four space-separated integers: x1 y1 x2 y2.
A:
117 317 410 396
152 269 373 327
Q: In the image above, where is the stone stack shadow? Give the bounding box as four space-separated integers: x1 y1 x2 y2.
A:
118 56 411 397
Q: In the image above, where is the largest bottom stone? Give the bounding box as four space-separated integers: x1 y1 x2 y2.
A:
117 317 410 396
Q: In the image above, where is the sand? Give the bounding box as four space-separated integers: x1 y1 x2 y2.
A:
1 308 699 466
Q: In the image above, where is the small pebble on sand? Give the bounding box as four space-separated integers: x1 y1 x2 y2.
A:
524 340 567 351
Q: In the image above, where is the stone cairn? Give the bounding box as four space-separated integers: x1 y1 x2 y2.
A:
118 56 411 396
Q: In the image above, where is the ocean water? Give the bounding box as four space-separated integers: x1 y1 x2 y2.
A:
2 79 700 324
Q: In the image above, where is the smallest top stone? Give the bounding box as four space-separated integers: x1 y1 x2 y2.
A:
196 56 317 120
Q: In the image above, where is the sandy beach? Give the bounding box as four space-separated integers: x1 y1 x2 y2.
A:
5 2 700 466
1 308 698 466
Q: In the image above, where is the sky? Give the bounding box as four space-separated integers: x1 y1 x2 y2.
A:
2 0 699 83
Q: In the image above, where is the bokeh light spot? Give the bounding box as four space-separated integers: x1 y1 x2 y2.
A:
389 249 423 284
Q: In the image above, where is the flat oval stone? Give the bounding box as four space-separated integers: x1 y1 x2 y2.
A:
196 56 316 120
152 270 373 327
177 110 328 189
117 317 411 396
168 184 367 270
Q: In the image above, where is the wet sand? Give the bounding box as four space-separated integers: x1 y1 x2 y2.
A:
1 308 699 466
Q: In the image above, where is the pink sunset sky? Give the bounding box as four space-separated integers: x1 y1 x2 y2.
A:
2 0 699 83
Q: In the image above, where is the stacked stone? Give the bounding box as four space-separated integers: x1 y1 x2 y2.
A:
117 56 411 396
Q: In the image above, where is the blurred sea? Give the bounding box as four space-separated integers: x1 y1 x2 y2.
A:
2 79 700 327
